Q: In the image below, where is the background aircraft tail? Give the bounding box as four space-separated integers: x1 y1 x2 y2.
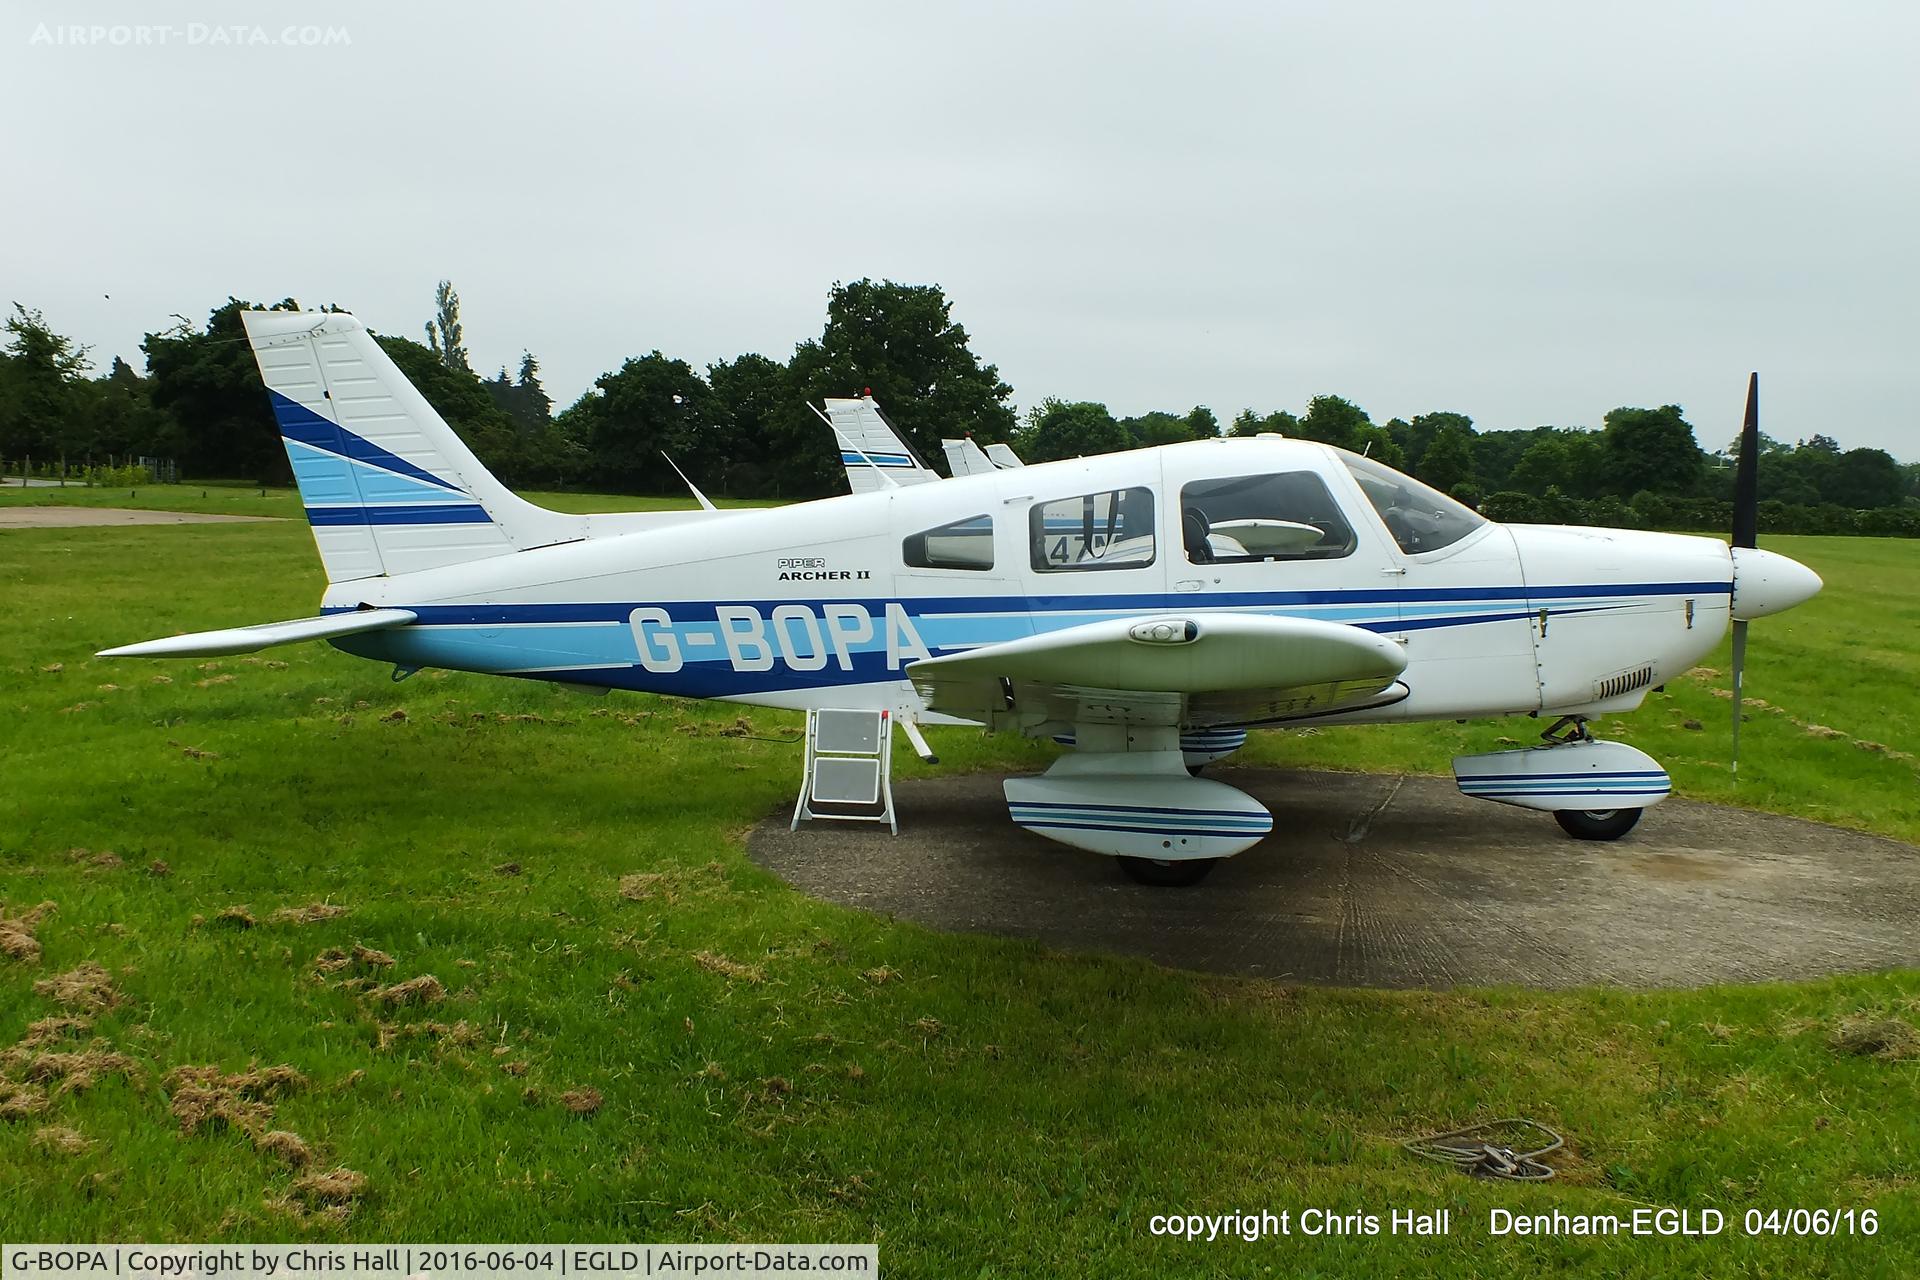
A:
243 310 586 582
824 396 939 494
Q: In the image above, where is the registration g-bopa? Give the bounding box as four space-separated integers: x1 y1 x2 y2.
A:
101 311 1820 885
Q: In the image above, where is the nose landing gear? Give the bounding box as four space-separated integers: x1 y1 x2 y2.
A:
1553 807 1644 841
1453 716 1669 842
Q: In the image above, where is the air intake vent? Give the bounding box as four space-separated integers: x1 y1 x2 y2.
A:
1593 664 1656 701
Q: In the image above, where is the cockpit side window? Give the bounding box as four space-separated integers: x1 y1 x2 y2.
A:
1341 451 1487 554
904 514 995 571
1030 487 1156 572
1178 472 1357 564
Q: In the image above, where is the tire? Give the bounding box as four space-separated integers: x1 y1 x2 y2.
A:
1118 856 1220 887
1554 807 1643 841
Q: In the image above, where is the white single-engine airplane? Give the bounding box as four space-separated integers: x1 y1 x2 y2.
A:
102 311 1821 885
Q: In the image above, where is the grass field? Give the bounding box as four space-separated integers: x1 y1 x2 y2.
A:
2 487 1917 1275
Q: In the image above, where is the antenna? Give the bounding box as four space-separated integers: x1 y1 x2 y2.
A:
659 451 717 512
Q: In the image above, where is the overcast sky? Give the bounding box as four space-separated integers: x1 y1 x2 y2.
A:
7 2 1917 458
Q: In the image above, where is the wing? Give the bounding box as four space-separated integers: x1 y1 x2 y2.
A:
98 608 418 659
907 613 1408 731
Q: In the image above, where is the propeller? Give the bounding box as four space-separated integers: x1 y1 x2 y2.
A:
1730 372 1759 778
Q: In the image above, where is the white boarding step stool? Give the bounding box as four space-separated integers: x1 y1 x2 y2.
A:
791 708 898 834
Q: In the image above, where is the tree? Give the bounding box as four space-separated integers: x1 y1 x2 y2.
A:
1834 447 1905 509
423 280 469 374
0 304 92 461
1418 422 1478 493
1405 411 1473 473
1601 405 1703 497
782 280 1016 497
707 353 792 496
1230 408 1301 437
143 299 299 482
1120 408 1212 448
516 352 551 422
485 351 555 435
78 356 169 462
1296 395 1370 449
1472 426 1553 492
0 316 167 469
1020 399 1129 462
1349 424 1407 470
1510 438 1571 494
559 352 723 494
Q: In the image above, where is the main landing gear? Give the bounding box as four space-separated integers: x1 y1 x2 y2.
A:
1117 855 1221 887
1006 724 1271 886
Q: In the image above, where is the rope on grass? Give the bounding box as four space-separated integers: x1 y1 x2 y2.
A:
1404 1118 1563 1182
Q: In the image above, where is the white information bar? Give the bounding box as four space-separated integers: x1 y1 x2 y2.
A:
2 1246 877 1280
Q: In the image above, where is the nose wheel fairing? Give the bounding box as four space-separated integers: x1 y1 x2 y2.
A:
1452 738 1670 813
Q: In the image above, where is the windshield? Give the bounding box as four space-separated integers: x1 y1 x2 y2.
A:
1340 451 1487 554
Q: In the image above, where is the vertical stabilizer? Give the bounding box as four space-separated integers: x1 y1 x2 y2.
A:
242 310 577 581
942 437 999 477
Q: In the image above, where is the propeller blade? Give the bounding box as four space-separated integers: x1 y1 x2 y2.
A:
1730 619 1748 778
1732 372 1759 550
1730 373 1758 780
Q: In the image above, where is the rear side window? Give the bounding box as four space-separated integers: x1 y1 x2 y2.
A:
904 514 994 570
1178 472 1357 564
1030 487 1156 571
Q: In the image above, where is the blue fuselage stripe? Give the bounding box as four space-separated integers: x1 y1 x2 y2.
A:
324 578 1727 701
1015 819 1273 837
332 580 1724 627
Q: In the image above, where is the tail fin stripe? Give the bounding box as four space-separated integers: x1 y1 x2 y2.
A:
307 504 493 527
269 390 463 494
286 442 470 507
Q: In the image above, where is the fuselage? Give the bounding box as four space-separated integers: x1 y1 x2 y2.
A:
325 437 1741 730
